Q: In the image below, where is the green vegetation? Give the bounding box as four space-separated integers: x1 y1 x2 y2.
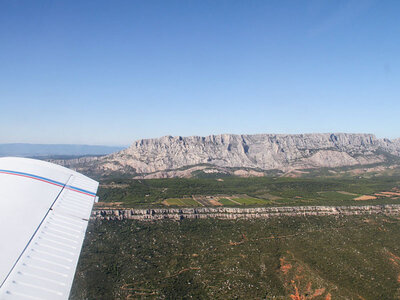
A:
75 167 400 298
164 198 200 206
218 198 238 206
71 215 400 299
233 196 269 205
97 175 400 207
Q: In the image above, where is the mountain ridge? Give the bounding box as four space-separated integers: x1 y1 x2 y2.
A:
70 133 400 178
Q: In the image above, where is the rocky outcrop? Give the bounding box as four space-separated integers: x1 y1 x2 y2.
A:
92 204 400 221
379 138 400 157
94 133 398 174
133 165 229 179
58 133 400 177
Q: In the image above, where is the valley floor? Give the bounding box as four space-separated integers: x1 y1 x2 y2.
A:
97 175 400 208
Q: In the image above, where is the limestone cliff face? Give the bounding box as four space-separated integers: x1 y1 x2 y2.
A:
92 205 400 221
379 138 400 156
86 133 399 175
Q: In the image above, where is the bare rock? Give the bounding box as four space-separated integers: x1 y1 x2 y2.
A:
58 133 400 176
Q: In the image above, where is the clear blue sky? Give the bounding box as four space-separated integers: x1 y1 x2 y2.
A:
0 0 399 145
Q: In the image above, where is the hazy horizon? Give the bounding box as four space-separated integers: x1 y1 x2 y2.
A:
1 131 399 146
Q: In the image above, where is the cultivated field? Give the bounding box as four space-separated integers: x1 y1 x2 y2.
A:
97 175 400 208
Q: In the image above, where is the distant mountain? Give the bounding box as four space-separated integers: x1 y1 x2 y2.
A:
66 133 400 178
0 143 125 157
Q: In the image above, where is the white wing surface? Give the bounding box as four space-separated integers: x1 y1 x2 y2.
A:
0 157 98 300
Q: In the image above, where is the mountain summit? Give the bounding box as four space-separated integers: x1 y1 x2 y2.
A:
70 133 400 178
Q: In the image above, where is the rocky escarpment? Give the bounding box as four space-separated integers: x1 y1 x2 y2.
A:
380 138 400 156
77 133 400 177
92 204 400 221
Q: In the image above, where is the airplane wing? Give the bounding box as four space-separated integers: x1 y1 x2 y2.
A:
0 157 99 300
